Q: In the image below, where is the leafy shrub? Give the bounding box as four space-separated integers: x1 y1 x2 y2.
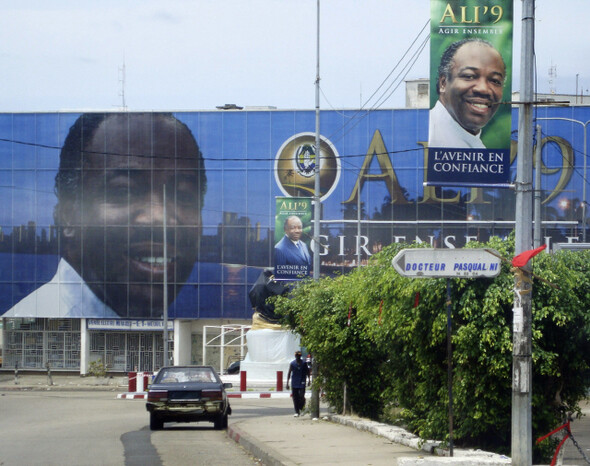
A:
88 359 107 378
274 236 590 459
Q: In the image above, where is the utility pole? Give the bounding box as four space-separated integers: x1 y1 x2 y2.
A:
310 0 321 420
512 0 535 464
163 185 169 367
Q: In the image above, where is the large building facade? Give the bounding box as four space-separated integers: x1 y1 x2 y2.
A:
1 106 588 373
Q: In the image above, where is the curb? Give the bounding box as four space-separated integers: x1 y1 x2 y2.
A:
227 422 295 466
397 459 511 465
327 414 511 466
117 392 147 399
228 392 291 399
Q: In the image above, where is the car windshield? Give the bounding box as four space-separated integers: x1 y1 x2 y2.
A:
157 367 217 384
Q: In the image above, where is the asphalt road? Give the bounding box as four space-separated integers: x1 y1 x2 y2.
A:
0 390 289 466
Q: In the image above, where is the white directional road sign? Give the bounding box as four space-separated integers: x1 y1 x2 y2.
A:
392 248 502 278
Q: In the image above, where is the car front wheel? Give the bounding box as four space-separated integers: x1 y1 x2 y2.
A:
150 413 164 430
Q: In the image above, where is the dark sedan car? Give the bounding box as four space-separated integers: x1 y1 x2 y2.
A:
146 365 232 430
226 360 240 375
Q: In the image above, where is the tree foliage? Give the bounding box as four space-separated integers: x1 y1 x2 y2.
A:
273 236 590 457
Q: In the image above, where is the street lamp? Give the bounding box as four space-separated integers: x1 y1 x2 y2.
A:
310 0 321 421
536 117 590 242
558 198 570 211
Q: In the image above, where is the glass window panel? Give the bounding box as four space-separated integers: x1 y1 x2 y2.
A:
221 113 247 167
0 171 13 225
223 225 246 265
0 139 11 170
12 114 37 170
12 171 36 225
36 114 61 170
223 283 249 319
36 170 57 226
30 253 57 285
200 227 222 264
11 251 36 282
0 283 13 312
199 284 222 318
222 169 247 220
202 167 222 227
170 280 198 319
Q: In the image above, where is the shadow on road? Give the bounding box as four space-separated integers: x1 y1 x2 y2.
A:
121 427 162 466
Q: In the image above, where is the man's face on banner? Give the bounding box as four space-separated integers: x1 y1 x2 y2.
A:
439 42 505 134
63 114 203 318
284 216 303 242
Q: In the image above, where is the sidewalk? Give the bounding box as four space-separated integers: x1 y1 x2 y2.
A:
227 400 590 466
2 372 590 465
228 408 515 466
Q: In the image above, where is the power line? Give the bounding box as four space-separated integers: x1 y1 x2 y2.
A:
321 20 430 145
0 136 423 162
322 32 430 154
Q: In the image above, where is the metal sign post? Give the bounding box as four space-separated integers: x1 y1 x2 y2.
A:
393 248 501 456
310 0 321 421
513 1 535 463
445 278 453 455
163 184 168 367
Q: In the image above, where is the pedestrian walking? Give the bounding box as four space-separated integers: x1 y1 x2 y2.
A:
286 350 311 417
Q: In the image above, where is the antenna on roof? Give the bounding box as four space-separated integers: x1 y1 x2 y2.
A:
118 59 127 111
548 63 557 95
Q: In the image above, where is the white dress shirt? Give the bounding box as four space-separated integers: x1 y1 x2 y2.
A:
428 100 486 149
3 258 119 318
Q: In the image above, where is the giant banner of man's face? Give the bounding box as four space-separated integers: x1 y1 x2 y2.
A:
428 0 514 188
0 107 588 319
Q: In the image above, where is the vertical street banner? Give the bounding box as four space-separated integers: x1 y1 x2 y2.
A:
427 0 513 187
274 197 313 280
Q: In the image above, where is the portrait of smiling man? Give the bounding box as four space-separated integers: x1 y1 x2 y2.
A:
274 215 311 269
4 112 207 319
428 38 506 149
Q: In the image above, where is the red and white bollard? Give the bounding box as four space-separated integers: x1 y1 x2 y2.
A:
136 372 146 392
128 371 152 392
128 371 137 392
240 371 247 391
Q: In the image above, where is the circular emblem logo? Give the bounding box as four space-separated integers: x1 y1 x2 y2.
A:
274 133 340 201
295 144 316 177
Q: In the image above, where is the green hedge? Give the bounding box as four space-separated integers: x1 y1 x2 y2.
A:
274 236 590 459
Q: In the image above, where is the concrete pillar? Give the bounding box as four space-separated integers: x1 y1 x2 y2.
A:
0 318 5 365
173 320 192 366
80 318 90 375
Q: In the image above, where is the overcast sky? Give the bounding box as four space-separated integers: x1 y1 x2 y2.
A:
2 1 589 112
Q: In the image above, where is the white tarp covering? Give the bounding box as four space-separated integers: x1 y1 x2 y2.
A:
240 329 300 381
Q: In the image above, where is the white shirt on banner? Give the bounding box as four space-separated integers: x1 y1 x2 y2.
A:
428 100 486 149
3 258 119 318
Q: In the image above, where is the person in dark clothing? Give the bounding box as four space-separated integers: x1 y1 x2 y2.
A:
286 350 311 417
